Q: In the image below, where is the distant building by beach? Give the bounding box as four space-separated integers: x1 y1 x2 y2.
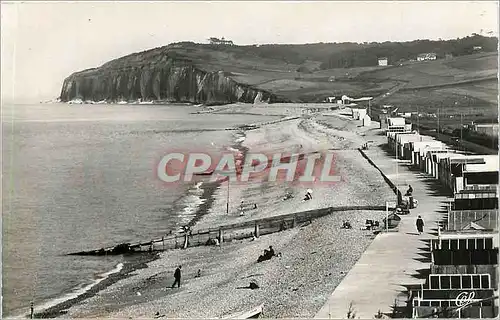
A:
362 114 371 126
208 37 234 46
417 52 437 61
378 57 388 66
469 122 499 137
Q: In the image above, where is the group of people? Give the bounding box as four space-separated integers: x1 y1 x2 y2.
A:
239 200 258 216
342 220 352 229
404 185 425 235
283 189 313 202
169 245 280 288
303 189 313 201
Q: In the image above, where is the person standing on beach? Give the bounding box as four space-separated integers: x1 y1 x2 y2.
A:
406 185 413 196
240 200 245 216
416 216 424 235
171 266 182 288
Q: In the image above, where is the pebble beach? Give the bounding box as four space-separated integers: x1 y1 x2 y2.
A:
58 103 396 318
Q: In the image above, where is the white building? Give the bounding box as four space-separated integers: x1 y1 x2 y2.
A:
208 37 234 45
472 123 499 137
417 53 437 61
362 114 371 126
341 95 351 104
386 117 412 133
378 57 388 66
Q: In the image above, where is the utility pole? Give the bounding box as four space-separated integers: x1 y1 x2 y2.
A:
226 178 230 214
460 112 463 152
417 106 419 133
437 108 440 136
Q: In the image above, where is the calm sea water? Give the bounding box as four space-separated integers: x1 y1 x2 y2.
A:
2 103 278 316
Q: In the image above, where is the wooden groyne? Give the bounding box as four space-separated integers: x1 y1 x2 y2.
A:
68 205 386 256
358 148 399 196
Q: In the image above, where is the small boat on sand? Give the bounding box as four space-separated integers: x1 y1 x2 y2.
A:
383 212 401 229
222 304 264 319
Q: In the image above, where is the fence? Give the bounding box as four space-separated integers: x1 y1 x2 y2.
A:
70 205 386 255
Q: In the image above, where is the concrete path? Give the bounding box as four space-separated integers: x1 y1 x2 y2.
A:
315 136 453 319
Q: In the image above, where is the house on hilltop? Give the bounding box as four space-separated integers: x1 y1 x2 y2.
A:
378 57 388 66
417 52 437 61
208 37 234 46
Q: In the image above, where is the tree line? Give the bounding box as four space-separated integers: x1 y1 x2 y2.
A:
319 35 498 69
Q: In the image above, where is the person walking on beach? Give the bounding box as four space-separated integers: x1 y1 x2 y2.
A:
171 266 182 288
416 216 424 235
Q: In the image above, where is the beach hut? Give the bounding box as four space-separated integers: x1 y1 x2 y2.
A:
358 110 366 120
358 108 367 120
362 114 371 126
351 108 359 118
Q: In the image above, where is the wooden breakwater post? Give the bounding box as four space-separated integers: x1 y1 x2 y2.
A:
254 223 260 238
183 233 189 249
218 228 224 245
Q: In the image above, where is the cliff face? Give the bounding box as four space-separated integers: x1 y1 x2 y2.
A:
59 51 282 104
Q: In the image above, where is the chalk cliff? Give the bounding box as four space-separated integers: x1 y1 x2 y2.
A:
59 48 283 105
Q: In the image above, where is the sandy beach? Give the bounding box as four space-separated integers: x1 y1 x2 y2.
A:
56 103 396 318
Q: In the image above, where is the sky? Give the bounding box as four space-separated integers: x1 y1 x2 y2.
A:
1 1 498 103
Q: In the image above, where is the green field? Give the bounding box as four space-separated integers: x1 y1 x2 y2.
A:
180 44 498 110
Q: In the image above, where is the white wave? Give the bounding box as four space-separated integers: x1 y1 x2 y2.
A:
175 182 207 226
68 98 83 104
10 263 124 319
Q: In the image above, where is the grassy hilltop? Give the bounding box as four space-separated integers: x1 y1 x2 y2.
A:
159 36 497 112
65 34 497 117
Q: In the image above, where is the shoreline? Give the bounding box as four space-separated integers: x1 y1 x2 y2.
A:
32 252 158 319
23 129 251 318
55 105 397 318
186 129 248 229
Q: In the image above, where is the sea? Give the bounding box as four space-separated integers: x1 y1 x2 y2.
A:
1 103 278 317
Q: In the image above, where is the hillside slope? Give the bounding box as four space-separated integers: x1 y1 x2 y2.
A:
60 39 498 108
59 42 368 104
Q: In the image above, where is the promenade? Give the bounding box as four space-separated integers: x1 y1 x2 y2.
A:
315 132 453 319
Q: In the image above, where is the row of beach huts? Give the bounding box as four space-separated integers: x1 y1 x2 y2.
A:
383 117 498 318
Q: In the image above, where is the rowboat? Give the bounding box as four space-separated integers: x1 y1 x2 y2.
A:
222 304 264 319
383 212 402 229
